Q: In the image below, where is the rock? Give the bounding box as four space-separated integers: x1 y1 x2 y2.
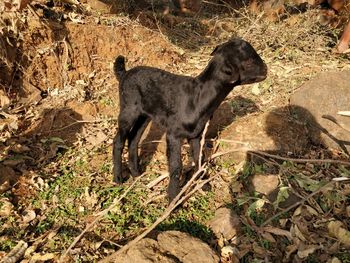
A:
250 174 279 196
208 208 241 240
115 231 219 263
219 108 309 163
290 71 350 153
221 245 237 257
85 0 112 14
115 238 177 263
157 231 219 263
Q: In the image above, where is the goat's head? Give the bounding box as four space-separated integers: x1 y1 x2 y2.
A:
210 38 267 85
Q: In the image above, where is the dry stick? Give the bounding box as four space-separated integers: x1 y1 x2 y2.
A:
249 150 350 166
59 174 146 262
146 172 168 188
322 114 350 133
99 122 211 263
210 148 350 166
261 180 338 227
99 168 207 263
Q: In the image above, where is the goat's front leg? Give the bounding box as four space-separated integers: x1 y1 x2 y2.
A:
189 137 201 170
166 133 182 202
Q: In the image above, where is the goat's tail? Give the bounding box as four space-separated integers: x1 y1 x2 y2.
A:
114 55 126 81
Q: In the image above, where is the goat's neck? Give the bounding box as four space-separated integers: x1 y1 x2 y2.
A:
196 61 235 111
198 80 234 113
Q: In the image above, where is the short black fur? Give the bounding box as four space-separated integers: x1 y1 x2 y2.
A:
113 38 268 202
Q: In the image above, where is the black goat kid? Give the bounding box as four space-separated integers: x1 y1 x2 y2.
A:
113 38 267 202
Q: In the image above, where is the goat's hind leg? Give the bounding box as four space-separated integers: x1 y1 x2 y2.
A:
128 115 150 177
113 110 138 183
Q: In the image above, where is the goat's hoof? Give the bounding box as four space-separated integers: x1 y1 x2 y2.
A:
112 175 123 184
130 169 141 177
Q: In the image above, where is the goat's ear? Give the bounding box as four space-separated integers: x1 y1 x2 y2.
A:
210 44 223 56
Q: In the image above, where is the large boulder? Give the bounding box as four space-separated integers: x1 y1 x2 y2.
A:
115 231 219 263
157 231 220 263
290 71 350 153
218 108 309 163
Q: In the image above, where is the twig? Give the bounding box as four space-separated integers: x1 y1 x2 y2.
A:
0 241 28 263
338 111 350 117
217 139 250 146
261 180 337 226
249 150 350 166
99 168 208 263
209 147 250 159
98 122 210 263
146 172 168 188
209 146 350 166
140 140 164 146
322 114 350 133
59 174 146 262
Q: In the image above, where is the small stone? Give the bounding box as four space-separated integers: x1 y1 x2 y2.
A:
251 84 261 95
208 208 241 240
221 245 236 257
251 174 279 196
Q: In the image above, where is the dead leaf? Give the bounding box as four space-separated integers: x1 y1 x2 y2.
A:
0 180 11 194
10 144 30 153
21 80 42 106
0 89 10 108
263 226 292 240
30 252 56 261
261 232 276 243
22 209 36 223
83 187 98 209
68 12 85 24
293 205 302 217
297 244 320 259
86 131 107 149
252 242 267 256
285 244 298 260
291 224 307 242
328 221 350 247
328 257 341 263
305 205 319 216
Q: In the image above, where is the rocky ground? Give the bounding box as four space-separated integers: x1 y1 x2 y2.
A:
1 0 350 262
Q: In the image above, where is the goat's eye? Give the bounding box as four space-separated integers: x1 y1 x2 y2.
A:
223 68 231 75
